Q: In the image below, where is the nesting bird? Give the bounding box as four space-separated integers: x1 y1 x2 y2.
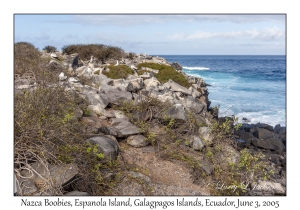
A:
59 72 67 81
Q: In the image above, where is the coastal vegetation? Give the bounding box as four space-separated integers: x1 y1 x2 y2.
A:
61 44 124 62
102 65 134 79
137 63 191 88
14 42 285 196
42 45 57 53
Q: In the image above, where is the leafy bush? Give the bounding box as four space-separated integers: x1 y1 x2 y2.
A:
14 42 64 84
137 63 190 88
209 148 269 196
102 65 134 79
43 45 57 53
62 44 124 63
14 42 122 195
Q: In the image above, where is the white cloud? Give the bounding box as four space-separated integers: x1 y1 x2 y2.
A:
67 14 285 27
169 26 285 41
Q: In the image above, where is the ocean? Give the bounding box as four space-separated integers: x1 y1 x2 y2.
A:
158 55 286 127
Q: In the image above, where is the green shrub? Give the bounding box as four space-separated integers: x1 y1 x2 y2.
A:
102 65 134 79
209 148 269 196
14 42 122 195
43 45 57 53
137 63 190 88
14 42 64 84
61 44 124 63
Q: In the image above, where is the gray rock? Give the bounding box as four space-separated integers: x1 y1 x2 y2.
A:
164 79 192 95
201 158 214 175
100 119 140 138
252 137 285 151
274 124 281 134
93 74 112 86
87 136 119 160
113 120 140 137
18 161 78 195
103 89 133 105
198 127 213 145
85 92 109 109
216 145 240 169
192 135 205 151
181 96 205 114
254 123 274 132
238 131 255 146
189 87 201 98
127 78 144 92
99 126 119 136
16 177 38 196
252 127 276 140
171 62 183 71
127 135 150 147
166 104 187 121
112 110 129 120
74 108 83 120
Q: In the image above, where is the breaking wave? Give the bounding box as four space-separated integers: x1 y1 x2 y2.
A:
183 66 210 70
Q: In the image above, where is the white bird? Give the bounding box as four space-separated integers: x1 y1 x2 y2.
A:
81 55 94 77
114 60 119 66
59 72 67 81
130 65 137 70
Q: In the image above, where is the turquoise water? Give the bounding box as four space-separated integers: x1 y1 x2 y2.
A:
158 55 286 127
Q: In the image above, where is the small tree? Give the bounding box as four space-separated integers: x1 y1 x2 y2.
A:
43 45 57 53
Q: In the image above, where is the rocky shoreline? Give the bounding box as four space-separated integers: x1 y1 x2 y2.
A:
14 51 286 196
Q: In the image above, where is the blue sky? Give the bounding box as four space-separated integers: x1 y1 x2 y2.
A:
14 14 285 55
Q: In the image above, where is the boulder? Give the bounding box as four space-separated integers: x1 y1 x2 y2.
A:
252 127 277 140
181 96 205 114
215 145 240 169
251 137 285 151
198 127 213 145
112 110 129 120
238 131 255 146
18 161 78 195
126 78 144 92
16 177 38 196
189 87 201 98
102 89 133 105
189 77 206 88
253 123 274 132
127 135 150 147
165 104 187 121
171 62 183 71
201 158 214 175
62 53 79 69
85 92 109 109
113 120 140 137
86 136 119 160
100 119 140 138
164 79 192 95
274 124 281 134
93 74 112 86
192 135 205 151
108 78 128 91
143 77 161 90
